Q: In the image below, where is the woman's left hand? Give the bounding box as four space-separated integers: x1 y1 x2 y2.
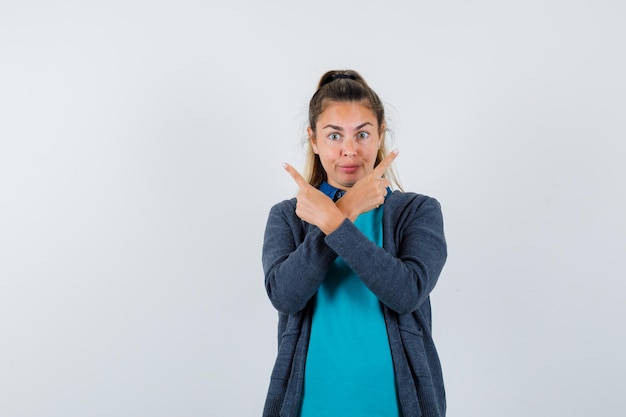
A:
283 163 345 235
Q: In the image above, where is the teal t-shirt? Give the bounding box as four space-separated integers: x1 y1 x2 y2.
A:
300 206 400 417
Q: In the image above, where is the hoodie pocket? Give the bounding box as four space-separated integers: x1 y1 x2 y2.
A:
399 325 432 379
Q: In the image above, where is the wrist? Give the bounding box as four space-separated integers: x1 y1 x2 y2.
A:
336 197 357 222
320 207 346 235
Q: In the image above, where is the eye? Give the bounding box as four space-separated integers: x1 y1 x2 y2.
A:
328 133 341 141
357 131 369 140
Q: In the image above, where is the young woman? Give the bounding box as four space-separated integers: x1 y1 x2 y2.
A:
262 70 447 417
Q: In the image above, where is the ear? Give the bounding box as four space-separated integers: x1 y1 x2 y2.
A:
378 123 386 149
307 126 319 154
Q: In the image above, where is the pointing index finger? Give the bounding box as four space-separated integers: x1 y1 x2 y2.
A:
372 149 399 178
283 163 310 189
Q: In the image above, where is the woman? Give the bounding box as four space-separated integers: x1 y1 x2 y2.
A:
262 70 447 417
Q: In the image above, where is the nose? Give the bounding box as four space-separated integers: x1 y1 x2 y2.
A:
342 138 356 157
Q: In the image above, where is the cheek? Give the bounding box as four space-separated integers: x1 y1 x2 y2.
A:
319 153 334 168
367 144 380 160
318 145 337 160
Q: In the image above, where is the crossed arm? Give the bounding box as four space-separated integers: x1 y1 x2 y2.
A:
263 150 446 315
282 149 399 234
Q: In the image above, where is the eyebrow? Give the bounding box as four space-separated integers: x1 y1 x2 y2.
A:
322 122 374 131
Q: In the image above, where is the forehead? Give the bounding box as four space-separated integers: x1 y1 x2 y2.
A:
317 100 377 126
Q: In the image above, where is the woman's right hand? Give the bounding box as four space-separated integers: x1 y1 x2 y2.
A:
336 149 398 220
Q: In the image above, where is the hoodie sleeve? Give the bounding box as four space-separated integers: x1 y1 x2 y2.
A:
324 194 447 314
262 200 338 315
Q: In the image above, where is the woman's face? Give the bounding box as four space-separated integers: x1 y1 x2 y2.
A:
308 100 383 189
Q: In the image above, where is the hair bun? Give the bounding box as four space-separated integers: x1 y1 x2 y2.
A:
318 70 362 88
330 73 357 81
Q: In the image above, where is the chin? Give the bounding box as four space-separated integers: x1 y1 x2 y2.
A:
339 179 359 188
331 174 362 189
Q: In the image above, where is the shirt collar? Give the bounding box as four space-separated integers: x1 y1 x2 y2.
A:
319 181 392 202
319 181 346 202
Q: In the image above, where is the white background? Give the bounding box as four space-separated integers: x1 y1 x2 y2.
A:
1 1 625 416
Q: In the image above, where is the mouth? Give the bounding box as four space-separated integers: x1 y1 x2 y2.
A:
338 165 360 174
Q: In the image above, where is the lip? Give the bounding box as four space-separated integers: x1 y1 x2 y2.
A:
338 164 360 174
